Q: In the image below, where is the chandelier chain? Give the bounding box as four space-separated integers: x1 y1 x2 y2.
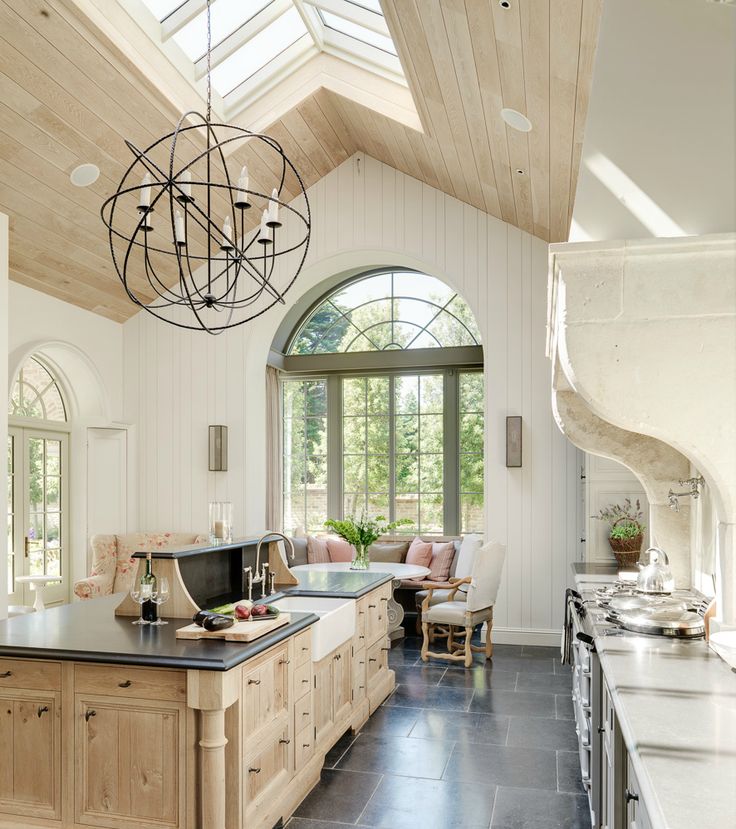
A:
206 0 212 123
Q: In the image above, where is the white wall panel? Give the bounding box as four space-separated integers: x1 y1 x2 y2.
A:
122 153 582 640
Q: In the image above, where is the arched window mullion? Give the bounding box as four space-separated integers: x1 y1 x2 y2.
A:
9 357 67 423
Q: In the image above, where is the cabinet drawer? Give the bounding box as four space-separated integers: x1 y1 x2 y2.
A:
352 646 366 703
295 723 314 769
74 664 186 702
293 660 312 700
294 629 312 667
246 727 290 804
294 691 312 731
355 597 367 643
243 644 290 740
366 637 389 685
0 659 61 691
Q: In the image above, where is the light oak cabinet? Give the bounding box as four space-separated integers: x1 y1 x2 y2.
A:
0 689 60 821
243 641 290 746
313 653 334 749
75 695 185 829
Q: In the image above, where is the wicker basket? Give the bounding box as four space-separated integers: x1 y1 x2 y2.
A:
608 518 643 569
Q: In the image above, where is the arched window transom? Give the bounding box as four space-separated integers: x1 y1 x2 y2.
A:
9 357 67 422
289 271 481 355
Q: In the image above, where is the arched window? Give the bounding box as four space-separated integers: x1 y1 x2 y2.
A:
289 271 481 354
9 357 67 422
280 270 485 537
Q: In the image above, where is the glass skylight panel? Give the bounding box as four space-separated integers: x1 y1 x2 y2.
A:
209 6 308 96
173 0 273 61
140 0 183 20
320 9 396 55
347 0 384 14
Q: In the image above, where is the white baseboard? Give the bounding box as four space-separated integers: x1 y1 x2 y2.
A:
486 625 563 647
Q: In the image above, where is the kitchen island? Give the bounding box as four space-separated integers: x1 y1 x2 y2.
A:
571 564 736 829
0 566 396 829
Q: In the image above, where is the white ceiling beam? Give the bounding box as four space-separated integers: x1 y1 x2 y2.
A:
293 0 325 50
193 0 293 79
160 0 207 40
321 29 403 83
303 0 391 37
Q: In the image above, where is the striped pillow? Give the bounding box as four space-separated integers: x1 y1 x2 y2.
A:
428 541 456 582
307 535 330 564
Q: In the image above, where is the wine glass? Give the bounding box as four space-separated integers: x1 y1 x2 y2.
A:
129 585 150 625
150 577 170 626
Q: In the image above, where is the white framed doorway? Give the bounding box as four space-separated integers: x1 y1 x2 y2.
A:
8 426 70 607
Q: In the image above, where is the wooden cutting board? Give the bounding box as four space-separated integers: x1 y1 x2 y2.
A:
176 613 290 642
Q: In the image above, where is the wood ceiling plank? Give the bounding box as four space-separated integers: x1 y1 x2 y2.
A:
265 120 322 190
549 0 584 242
402 125 442 192
441 0 502 219
280 107 335 178
311 88 356 154
297 94 352 163
464 0 516 226
519 0 551 241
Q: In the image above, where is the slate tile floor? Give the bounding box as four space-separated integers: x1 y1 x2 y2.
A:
287 635 590 829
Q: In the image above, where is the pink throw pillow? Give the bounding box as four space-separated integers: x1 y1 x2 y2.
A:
406 536 433 571
428 541 455 582
307 535 330 564
327 537 354 562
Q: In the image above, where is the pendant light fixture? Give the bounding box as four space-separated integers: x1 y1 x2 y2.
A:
101 0 310 334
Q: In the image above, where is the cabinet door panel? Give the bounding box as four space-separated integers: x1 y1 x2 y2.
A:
243 645 290 744
313 657 333 748
0 693 59 818
332 644 352 725
77 696 183 829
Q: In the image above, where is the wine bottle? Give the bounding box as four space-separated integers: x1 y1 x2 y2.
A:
140 552 158 623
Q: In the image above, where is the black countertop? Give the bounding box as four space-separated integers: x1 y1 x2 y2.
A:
0 572 392 671
131 535 282 559
0 596 317 671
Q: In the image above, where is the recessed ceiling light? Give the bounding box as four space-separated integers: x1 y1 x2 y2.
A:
499 0 511 7
70 163 100 187
501 108 532 132
516 169 525 175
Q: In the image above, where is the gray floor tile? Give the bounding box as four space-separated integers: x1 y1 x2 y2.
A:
443 743 558 790
392 664 447 686
358 705 422 737
555 694 575 720
490 785 590 828
486 655 556 674
556 751 586 794
409 709 510 745
388 647 422 666
521 645 560 659
470 689 557 718
385 682 474 711
323 731 359 769
336 733 454 780
358 774 496 828
516 671 573 695
506 716 579 752
440 665 518 691
294 768 381 823
287 820 366 829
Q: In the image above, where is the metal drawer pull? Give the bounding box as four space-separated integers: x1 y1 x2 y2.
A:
597 726 605 734
37 705 49 718
381 597 388 602
279 738 291 744
381 647 390 651
625 789 639 804
302 743 310 748
302 710 310 716
118 680 132 688
369 604 377 608
359 685 365 689
248 678 261 685
369 658 377 663
249 767 261 774
0 671 11 678
359 635 365 639
302 678 309 684
302 646 309 651
279 658 291 665
85 710 97 721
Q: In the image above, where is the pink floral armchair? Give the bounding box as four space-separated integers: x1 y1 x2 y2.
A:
73 532 207 600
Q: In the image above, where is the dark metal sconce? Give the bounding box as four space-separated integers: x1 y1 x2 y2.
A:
209 426 228 471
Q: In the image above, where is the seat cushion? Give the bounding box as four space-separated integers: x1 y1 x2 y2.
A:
368 541 410 563
424 601 493 627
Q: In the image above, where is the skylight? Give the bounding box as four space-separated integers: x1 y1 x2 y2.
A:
210 6 308 97
132 0 405 118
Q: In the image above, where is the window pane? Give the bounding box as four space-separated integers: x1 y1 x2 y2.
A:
460 373 484 413
344 492 366 518
343 417 366 454
395 375 418 413
394 496 418 530
320 9 396 55
420 455 443 492
343 456 366 491
307 456 327 488
367 455 389 492
395 416 418 454
305 381 327 416
305 418 327 455
461 493 484 534
459 414 483 454
28 439 44 512
367 494 390 518
395 454 418 494
173 0 272 61
366 416 389 454
9 357 66 421
283 382 305 418
420 495 443 534
420 374 443 413
460 454 484 493
420 414 443 453
342 378 365 415
46 439 61 475
366 377 389 413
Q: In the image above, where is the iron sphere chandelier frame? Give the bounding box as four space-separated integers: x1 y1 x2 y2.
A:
100 0 311 335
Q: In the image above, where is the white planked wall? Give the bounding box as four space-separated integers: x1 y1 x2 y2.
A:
122 154 582 641
0 213 9 619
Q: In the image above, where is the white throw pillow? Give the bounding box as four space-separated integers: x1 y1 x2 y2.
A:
454 533 483 592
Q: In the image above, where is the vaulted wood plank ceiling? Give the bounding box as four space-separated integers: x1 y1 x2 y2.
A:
0 0 602 321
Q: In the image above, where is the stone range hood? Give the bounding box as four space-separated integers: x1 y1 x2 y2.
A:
547 234 736 627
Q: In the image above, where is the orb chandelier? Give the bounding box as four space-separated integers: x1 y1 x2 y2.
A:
101 0 310 334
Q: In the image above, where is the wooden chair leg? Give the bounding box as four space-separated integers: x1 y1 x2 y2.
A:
485 620 493 660
464 625 474 667
448 625 454 651
421 620 430 662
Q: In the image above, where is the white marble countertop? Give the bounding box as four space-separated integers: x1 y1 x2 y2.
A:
573 566 736 829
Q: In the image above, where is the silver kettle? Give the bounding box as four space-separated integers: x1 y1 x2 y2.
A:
637 547 675 594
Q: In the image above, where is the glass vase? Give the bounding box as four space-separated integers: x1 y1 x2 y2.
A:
350 544 370 571
209 501 233 545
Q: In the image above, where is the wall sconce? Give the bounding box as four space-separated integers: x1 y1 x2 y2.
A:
208 425 228 471
506 416 522 468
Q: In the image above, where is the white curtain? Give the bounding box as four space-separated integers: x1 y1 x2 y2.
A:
265 365 283 531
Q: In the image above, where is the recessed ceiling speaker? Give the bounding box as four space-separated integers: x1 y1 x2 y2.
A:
501 108 533 132
70 163 100 187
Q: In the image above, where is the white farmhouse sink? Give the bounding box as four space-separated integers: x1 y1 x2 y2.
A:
271 596 355 661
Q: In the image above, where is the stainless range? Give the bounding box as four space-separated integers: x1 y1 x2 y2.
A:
564 581 708 828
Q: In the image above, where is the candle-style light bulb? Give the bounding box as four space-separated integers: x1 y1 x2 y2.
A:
235 165 250 208
139 172 152 209
181 170 192 199
258 208 272 244
268 187 279 224
174 210 186 245
221 215 233 250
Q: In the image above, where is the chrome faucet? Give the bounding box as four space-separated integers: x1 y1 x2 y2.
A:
253 532 296 582
243 566 253 602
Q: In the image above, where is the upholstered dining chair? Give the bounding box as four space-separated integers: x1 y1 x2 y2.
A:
420 540 506 668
